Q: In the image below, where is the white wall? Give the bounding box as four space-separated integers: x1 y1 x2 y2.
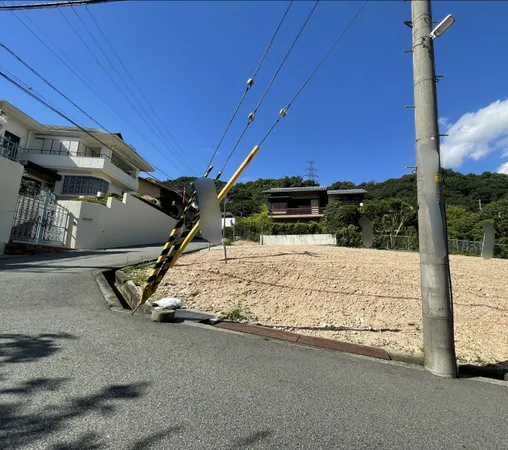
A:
260 234 337 246
222 217 235 228
0 158 24 254
59 193 177 250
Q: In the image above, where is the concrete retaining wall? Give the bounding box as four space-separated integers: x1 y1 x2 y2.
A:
59 193 176 250
260 234 337 246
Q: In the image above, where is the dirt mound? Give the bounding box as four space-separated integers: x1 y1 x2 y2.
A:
152 244 508 365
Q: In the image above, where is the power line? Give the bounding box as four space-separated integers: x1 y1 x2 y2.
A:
0 40 170 181
58 7 199 175
4 4 194 177
83 5 194 175
219 0 319 173
0 64 173 182
257 1 369 148
252 0 319 117
204 0 294 172
0 0 130 11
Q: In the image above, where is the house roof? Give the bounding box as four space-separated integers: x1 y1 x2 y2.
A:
264 186 329 194
139 177 189 200
327 189 367 195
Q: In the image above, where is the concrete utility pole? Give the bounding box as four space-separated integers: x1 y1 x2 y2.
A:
411 0 457 378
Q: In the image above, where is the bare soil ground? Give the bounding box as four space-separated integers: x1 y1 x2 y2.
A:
150 243 508 366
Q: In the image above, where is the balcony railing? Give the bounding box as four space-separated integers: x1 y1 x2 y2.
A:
0 136 21 161
269 207 326 216
21 147 136 179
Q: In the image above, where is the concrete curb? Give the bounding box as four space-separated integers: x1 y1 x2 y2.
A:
213 321 391 360
92 270 123 309
211 321 507 381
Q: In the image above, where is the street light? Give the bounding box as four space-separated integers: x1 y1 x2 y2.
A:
429 14 455 40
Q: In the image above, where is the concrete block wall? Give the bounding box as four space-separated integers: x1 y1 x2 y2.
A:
260 234 337 246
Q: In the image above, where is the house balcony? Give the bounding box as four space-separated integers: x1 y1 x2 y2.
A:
19 148 138 191
0 137 22 162
269 207 326 220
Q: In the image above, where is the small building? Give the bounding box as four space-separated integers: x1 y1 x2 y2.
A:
138 177 190 219
264 186 366 221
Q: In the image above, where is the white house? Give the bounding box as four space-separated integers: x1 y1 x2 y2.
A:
0 99 153 198
0 100 181 254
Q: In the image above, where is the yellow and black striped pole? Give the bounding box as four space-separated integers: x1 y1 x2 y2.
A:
158 145 260 274
145 170 224 300
131 166 213 313
136 144 260 307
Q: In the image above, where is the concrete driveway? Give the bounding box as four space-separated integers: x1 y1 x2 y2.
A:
0 244 507 449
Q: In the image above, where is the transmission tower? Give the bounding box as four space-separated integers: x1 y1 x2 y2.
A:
304 161 319 183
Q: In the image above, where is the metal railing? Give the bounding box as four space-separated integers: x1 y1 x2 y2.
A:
270 207 326 216
20 146 137 179
0 136 21 161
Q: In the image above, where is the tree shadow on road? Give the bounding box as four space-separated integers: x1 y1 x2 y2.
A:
0 333 185 449
0 333 77 365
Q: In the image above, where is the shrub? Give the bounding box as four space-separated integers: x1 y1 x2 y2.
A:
322 202 360 234
72 193 123 206
235 205 273 241
223 226 234 240
271 221 323 235
336 225 363 247
223 238 233 246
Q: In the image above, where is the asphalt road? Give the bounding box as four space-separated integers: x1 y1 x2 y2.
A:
0 244 507 450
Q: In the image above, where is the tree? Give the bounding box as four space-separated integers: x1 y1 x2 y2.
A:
378 199 416 236
322 202 360 234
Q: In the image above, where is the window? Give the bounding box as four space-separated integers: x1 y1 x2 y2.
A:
61 176 109 196
1 131 21 158
4 130 21 146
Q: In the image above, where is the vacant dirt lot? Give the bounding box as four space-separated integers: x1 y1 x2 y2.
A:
152 243 508 365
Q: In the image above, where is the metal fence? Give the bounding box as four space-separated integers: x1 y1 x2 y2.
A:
10 190 70 246
353 234 508 259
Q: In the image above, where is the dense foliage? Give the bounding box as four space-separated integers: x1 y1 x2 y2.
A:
164 170 508 246
164 169 508 216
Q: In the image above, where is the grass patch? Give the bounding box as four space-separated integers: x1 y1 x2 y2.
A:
123 266 148 286
223 238 233 246
220 302 250 322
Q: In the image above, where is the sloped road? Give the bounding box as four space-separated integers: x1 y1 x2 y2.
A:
0 245 507 450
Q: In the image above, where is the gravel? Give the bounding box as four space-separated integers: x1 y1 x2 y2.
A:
152 243 508 366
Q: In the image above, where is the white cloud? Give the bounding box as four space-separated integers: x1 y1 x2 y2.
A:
498 162 508 175
440 99 508 170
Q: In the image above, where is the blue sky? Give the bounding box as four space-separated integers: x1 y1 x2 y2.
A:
1 0 507 185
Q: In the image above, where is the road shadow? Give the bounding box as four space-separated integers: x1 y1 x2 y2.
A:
459 360 508 381
0 333 187 449
230 429 272 448
0 379 162 449
0 333 77 365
